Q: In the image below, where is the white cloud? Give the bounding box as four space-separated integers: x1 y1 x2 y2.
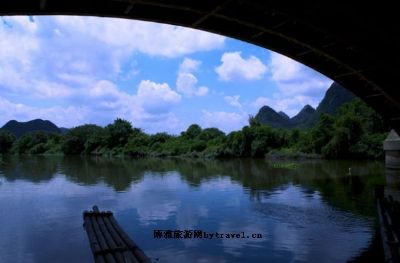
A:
87 80 125 100
251 97 270 109
251 94 321 117
0 17 192 133
83 79 183 133
33 81 74 98
0 17 40 92
224 95 242 108
0 17 96 99
138 113 185 134
277 78 333 97
264 52 333 116
1 16 221 101
269 52 332 97
215 51 267 81
113 174 183 225
196 86 209 96
201 110 247 133
270 53 302 82
272 95 319 116
137 80 181 114
176 73 198 96
0 78 184 133
56 73 94 85
84 79 181 125
0 16 333 133
69 60 91 73
176 58 209 97
179 58 201 73
0 97 88 128
54 16 225 58
82 80 135 116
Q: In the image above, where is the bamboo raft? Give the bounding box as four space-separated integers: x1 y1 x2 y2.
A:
83 206 151 263
377 194 400 263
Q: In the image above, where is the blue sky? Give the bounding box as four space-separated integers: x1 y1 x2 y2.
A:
0 16 332 134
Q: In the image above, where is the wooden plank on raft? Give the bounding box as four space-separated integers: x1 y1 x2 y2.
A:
83 206 151 263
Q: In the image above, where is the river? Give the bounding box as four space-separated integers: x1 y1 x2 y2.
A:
0 156 385 262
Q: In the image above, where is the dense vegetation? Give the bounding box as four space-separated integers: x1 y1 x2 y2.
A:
0 99 388 159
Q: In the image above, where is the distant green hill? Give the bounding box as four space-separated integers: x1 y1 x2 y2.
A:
290 104 316 128
278 111 290 119
255 82 356 129
255 105 291 129
305 82 356 127
1 119 61 138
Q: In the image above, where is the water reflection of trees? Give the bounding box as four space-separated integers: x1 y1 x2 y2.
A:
59 156 146 191
0 156 385 216
293 160 385 216
0 155 59 183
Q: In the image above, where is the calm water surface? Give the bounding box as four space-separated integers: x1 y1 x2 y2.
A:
0 156 385 262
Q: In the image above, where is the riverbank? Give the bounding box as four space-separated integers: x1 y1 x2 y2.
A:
266 148 322 161
0 149 323 161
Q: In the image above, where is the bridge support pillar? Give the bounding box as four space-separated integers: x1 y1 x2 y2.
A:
384 129 400 169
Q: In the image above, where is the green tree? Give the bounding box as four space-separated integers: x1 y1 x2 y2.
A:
124 128 150 157
182 124 202 140
241 126 254 156
61 136 84 154
198 128 225 141
62 124 104 155
149 132 173 145
339 99 387 133
322 113 363 158
13 131 50 154
249 125 286 157
288 129 300 146
225 131 244 156
310 114 335 153
351 133 386 159
248 115 261 127
160 137 191 156
297 132 314 153
0 131 16 154
190 140 207 152
104 118 133 148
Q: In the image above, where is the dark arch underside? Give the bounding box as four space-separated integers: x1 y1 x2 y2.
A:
2 0 400 131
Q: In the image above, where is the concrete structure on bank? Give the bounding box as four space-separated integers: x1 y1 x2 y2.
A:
384 130 400 169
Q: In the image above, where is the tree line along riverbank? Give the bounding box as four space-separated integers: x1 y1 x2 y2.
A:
0 99 388 160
